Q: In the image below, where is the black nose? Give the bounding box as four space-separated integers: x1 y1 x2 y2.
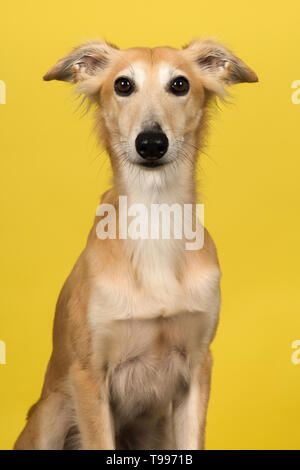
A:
135 132 169 160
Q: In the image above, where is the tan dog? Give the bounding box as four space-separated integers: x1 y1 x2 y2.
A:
14 39 257 450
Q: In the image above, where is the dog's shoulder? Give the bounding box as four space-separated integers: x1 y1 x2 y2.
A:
186 227 220 276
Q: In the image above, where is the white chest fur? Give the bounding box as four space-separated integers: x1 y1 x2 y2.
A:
88 256 220 323
86 238 220 425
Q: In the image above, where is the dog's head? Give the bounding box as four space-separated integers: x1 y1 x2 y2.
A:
44 39 257 176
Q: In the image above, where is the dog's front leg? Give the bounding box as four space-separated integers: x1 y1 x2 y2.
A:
70 361 115 450
173 350 213 450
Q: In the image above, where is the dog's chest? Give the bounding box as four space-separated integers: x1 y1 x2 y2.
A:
105 313 207 421
88 246 219 421
88 253 220 324
87 265 220 418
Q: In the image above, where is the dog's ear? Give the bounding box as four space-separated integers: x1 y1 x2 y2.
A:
43 41 117 86
183 39 258 96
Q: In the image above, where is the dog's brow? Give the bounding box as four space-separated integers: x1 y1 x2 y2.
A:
158 63 180 86
117 62 146 87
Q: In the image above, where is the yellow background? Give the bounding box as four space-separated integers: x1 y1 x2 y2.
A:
1 0 300 450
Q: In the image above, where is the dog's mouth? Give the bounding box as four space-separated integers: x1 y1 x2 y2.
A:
138 160 168 169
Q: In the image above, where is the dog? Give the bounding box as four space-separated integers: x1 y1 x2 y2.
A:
14 38 257 450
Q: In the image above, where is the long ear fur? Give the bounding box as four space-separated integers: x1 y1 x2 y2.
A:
43 41 118 95
183 38 258 96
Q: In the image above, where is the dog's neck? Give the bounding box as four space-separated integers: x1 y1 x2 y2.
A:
110 156 198 289
113 158 197 207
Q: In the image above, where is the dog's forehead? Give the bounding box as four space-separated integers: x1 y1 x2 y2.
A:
115 47 187 86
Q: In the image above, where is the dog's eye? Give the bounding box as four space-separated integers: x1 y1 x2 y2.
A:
114 77 134 96
169 76 190 96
